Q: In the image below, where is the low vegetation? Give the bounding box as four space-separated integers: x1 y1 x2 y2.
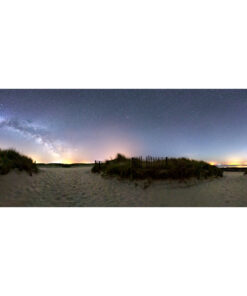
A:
92 154 223 180
37 163 93 168
0 149 38 176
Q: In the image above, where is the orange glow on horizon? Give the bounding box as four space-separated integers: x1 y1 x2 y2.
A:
26 152 247 166
228 163 247 166
223 156 247 166
227 157 243 166
61 158 75 164
52 158 92 164
204 160 247 166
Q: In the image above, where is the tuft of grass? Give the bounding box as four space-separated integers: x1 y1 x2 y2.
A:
0 149 38 176
92 154 223 181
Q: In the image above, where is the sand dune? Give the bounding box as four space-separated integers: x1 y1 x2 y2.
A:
0 167 246 206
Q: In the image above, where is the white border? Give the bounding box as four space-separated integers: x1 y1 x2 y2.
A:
1 0 247 295
0 208 247 296
0 0 247 88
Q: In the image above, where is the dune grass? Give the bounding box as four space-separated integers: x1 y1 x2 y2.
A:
92 153 223 180
0 149 38 176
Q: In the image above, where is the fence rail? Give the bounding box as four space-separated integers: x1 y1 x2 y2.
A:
130 156 169 168
94 157 170 170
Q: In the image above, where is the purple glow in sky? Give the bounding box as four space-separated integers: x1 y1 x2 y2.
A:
1 89 247 164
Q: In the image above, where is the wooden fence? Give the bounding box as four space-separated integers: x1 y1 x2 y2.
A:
94 157 170 171
131 156 169 169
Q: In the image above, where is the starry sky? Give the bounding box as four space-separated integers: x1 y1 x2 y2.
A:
0 89 247 165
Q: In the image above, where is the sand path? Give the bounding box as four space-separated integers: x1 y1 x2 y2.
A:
0 167 246 206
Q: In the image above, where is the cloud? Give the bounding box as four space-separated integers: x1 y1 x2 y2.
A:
0 117 61 158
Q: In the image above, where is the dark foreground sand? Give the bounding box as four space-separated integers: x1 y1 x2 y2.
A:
0 167 246 206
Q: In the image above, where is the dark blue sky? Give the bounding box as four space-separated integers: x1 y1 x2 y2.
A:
0 89 247 164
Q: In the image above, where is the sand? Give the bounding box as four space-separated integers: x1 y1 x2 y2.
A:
0 167 246 206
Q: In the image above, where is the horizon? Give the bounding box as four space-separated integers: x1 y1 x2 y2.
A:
1 148 247 166
16 152 247 167
34 158 247 167
1 89 247 165
35 160 247 167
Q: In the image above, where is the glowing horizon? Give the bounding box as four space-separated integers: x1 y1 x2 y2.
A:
2 145 247 166
24 152 247 166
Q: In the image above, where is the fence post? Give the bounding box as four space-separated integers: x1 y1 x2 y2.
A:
131 158 134 179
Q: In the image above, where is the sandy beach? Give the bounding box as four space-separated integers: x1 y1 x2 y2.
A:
0 167 246 206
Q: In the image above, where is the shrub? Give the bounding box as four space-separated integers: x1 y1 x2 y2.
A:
92 154 223 181
61 164 72 168
0 149 38 176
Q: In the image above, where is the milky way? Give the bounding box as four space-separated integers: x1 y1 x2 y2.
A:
0 89 247 164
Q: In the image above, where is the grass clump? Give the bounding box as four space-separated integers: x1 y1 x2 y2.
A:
92 154 223 181
0 149 38 176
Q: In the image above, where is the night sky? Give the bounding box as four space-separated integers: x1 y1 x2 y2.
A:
0 89 247 165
